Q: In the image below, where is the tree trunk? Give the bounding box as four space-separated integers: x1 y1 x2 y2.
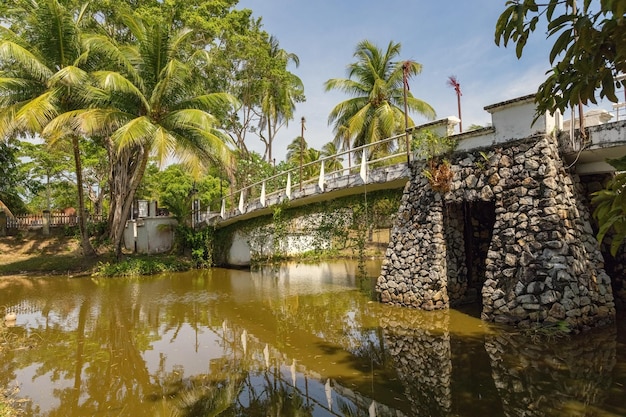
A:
107 142 150 259
71 135 96 257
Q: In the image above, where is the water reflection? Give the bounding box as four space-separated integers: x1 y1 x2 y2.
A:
0 261 624 417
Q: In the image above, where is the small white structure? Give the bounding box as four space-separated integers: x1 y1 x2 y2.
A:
123 200 177 254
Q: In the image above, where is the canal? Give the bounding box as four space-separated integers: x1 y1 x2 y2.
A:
1 260 625 416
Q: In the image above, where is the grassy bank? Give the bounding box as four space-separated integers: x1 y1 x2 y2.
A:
0 234 99 276
0 235 189 277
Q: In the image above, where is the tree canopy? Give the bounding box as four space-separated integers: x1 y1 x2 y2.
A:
495 0 626 115
0 0 306 258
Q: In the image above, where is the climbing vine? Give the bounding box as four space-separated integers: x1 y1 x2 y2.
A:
209 189 403 266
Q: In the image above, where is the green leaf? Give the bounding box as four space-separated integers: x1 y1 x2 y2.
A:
549 30 572 63
606 157 626 171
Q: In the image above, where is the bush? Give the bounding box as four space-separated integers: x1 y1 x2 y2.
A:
94 256 191 277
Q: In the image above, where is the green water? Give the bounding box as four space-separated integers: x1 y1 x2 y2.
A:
0 260 624 416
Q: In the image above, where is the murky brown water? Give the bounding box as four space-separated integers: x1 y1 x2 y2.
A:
0 260 625 417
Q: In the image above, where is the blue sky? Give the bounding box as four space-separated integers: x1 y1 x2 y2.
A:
236 0 555 161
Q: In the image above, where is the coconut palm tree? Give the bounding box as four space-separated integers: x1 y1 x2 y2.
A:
320 141 343 174
286 136 321 180
325 40 435 158
258 35 304 163
45 13 237 258
0 0 96 256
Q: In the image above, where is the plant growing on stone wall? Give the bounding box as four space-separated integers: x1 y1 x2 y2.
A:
592 166 626 256
423 159 453 193
412 130 456 193
475 151 491 171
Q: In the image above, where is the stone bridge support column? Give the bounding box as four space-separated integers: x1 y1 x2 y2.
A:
480 135 615 329
377 133 616 331
377 170 450 310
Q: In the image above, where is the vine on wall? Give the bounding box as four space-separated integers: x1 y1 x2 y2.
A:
210 189 403 265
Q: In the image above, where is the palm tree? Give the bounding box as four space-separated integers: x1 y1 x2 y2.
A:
0 0 96 256
325 40 435 159
320 142 343 174
286 136 321 180
447 75 462 133
258 35 304 163
46 13 237 257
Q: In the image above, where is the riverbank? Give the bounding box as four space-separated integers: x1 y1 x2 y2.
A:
0 235 100 277
0 235 195 277
0 234 388 278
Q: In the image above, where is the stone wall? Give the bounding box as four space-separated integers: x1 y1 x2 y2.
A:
376 134 616 331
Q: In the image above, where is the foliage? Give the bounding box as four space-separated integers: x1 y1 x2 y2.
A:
231 151 277 199
175 225 214 268
140 164 222 223
0 0 99 256
495 0 626 116
320 141 344 173
17 140 74 212
325 40 436 156
94 256 191 277
592 168 626 256
0 140 28 214
412 129 456 193
286 136 322 180
219 23 304 161
411 129 456 161
257 36 305 162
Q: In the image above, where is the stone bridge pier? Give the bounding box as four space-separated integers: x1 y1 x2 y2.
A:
376 96 616 331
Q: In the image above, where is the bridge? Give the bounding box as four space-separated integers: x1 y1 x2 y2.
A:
202 94 626 332
205 94 626 229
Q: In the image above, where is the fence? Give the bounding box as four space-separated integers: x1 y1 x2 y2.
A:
5 212 105 230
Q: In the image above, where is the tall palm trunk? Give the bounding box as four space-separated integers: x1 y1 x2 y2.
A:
71 135 96 257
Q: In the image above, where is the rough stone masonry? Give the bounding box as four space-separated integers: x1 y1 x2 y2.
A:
376 133 615 331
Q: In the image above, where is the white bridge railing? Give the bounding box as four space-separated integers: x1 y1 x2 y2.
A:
200 116 462 226
209 132 411 223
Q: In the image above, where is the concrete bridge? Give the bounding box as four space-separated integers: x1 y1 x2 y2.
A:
210 95 625 229
209 94 625 331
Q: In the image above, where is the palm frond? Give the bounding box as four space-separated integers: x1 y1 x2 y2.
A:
48 65 89 89
15 89 59 132
112 116 157 150
0 40 54 82
91 70 150 110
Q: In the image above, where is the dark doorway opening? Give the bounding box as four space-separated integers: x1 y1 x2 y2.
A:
445 201 496 310
463 201 496 295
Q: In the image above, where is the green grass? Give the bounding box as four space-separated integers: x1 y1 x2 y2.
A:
94 255 193 277
0 254 102 276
